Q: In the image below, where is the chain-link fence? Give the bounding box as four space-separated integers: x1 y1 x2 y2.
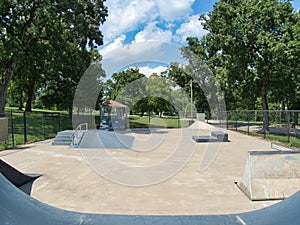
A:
0 110 73 149
210 110 300 146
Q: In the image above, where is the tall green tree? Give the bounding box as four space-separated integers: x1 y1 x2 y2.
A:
163 62 210 116
145 73 174 117
190 0 299 131
104 68 146 107
0 0 108 113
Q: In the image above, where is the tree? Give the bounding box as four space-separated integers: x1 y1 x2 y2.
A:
105 69 178 117
163 62 210 117
191 0 299 131
145 73 174 117
0 0 108 113
104 68 146 113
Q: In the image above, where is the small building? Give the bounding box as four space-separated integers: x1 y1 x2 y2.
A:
100 100 128 131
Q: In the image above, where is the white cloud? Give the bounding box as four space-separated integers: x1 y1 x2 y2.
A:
138 65 168 77
133 22 172 43
101 0 157 43
156 0 195 21
175 15 208 43
101 42 187 79
101 0 197 44
100 35 126 55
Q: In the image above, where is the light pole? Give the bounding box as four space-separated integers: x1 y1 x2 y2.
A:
190 79 193 120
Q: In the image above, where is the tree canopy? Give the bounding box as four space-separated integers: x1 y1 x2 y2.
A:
186 0 300 130
104 68 180 117
0 0 108 113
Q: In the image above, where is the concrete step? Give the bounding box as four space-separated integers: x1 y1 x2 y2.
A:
52 140 72 146
52 130 74 146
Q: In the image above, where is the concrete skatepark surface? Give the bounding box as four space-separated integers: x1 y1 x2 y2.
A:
2 121 298 223
78 130 135 149
1 173 300 225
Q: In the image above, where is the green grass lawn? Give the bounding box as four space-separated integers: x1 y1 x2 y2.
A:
128 115 189 129
2 109 298 151
0 111 189 151
236 129 300 149
0 110 73 150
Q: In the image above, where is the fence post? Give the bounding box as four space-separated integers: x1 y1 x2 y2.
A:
247 111 250 135
235 110 238 131
287 111 290 143
10 110 15 146
42 112 45 139
226 111 228 130
23 111 27 143
58 112 61 131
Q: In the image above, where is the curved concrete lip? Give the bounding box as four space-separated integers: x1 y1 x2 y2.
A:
0 172 300 225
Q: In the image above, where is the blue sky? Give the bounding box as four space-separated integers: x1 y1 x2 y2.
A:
99 0 300 76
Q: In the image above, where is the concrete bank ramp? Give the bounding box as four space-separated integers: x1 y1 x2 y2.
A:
78 130 135 149
238 151 300 201
0 158 40 188
1 173 300 225
187 121 216 130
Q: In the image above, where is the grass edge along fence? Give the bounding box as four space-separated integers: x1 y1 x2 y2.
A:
0 110 73 150
0 110 189 151
213 110 300 148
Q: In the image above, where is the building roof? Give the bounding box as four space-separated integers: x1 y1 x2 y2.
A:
100 100 127 108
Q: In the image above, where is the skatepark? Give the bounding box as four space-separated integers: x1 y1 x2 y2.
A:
1 121 300 224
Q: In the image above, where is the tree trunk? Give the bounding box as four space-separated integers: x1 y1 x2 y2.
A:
18 93 23 111
25 78 36 112
262 91 269 133
68 104 73 119
0 62 14 114
294 112 298 126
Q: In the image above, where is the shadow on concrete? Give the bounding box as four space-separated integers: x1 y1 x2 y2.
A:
0 158 41 195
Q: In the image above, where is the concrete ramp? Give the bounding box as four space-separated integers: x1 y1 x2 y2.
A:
78 130 135 149
0 158 40 188
1 173 300 225
237 151 300 201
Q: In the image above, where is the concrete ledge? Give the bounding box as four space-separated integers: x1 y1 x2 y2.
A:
192 136 218 142
192 131 229 143
211 131 228 142
238 151 300 201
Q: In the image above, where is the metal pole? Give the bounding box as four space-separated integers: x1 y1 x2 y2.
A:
236 110 238 131
42 113 45 139
287 111 290 143
58 112 61 131
10 110 15 146
247 111 250 135
23 111 27 143
226 111 228 130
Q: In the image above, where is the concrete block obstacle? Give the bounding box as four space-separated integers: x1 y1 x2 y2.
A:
192 136 218 142
237 151 300 201
193 131 229 143
0 159 40 194
1 172 300 225
211 131 229 142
